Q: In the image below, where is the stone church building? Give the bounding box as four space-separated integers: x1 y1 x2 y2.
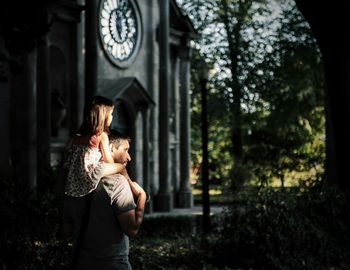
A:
0 0 195 212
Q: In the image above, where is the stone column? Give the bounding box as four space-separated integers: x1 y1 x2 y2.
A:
142 107 153 213
85 0 98 100
76 0 85 127
36 33 51 182
10 51 37 190
171 53 180 206
0 38 11 174
178 45 193 208
145 0 158 203
157 0 172 211
70 11 81 134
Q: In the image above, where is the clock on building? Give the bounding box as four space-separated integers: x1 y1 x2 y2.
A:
98 0 142 68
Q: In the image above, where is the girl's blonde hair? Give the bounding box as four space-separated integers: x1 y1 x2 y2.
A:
78 95 114 136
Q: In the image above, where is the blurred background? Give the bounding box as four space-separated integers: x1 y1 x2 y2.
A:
0 0 349 269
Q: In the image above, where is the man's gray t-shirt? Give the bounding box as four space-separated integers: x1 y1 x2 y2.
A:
63 174 136 270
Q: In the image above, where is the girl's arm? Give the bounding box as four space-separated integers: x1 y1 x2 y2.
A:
117 181 146 237
100 132 114 163
100 162 131 180
99 163 130 180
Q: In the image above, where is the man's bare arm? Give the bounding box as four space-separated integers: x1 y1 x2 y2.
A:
117 186 146 237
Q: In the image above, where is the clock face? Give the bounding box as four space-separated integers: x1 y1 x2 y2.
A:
99 0 142 68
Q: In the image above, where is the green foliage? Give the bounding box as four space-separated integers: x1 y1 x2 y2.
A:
130 236 212 270
178 0 326 190
243 19 326 186
190 51 233 185
130 216 204 270
1 172 349 269
0 175 72 269
138 215 198 239
212 185 350 269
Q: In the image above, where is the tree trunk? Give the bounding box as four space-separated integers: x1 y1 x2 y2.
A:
220 0 244 162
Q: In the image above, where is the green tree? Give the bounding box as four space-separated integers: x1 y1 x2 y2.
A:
243 3 325 187
178 0 325 189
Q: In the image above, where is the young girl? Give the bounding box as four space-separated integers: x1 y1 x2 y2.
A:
64 95 128 197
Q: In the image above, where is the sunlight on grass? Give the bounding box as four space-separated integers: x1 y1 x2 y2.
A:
246 164 324 188
192 188 222 196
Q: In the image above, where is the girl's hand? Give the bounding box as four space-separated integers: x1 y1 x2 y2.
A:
127 179 150 203
121 167 130 180
128 179 146 198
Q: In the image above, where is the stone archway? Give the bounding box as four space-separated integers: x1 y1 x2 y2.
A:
101 77 155 192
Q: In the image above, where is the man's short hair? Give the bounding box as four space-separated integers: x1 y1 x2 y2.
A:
109 129 131 149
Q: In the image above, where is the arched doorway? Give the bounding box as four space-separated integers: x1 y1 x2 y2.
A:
101 77 155 191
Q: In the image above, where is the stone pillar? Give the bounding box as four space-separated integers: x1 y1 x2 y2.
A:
146 0 158 210
77 0 85 128
10 52 37 190
171 54 180 206
70 11 82 134
85 0 98 100
157 0 172 211
36 33 51 181
142 107 153 213
0 38 11 175
178 45 193 208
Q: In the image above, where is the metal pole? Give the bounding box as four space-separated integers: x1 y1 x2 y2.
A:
201 78 210 234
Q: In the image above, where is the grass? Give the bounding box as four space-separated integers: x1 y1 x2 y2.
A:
192 187 234 205
130 231 229 270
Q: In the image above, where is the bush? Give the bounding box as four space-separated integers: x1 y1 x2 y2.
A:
2 172 349 270
130 236 209 270
138 215 199 239
211 185 350 270
0 176 72 269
